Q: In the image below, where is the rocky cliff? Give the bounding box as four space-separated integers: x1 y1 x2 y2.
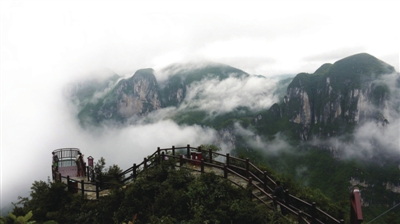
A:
278 53 396 140
78 68 161 124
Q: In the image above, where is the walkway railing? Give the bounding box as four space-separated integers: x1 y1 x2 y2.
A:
55 145 356 223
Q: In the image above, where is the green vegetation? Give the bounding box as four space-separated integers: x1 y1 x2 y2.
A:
4 160 271 224
67 53 400 222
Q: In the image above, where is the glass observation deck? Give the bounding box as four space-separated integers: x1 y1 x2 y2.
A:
52 148 84 178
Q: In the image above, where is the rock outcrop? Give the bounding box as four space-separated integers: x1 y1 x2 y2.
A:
280 53 396 139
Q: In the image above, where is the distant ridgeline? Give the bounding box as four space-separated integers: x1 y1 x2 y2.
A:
267 53 396 140
71 63 249 125
70 53 397 140
68 53 400 220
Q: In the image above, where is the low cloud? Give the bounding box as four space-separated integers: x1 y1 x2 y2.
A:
233 123 294 155
312 72 400 162
179 75 279 115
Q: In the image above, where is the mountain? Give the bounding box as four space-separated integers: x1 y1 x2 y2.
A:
68 53 400 220
262 53 396 140
159 62 249 107
75 62 251 125
77 68 161 124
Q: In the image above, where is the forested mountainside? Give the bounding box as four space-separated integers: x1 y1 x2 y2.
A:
67 53 400 221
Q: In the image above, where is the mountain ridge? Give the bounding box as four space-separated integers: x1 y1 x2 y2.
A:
68 52 400 218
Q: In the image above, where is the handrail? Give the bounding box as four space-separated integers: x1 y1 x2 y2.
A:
54 145 346 223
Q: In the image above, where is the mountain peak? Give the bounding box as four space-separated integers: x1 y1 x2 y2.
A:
330 52 395 77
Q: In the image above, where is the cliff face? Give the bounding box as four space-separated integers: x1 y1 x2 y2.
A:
76 63 249 125
281 53 395 139
159 63 249 107
114 69 161 118
78 68 161 124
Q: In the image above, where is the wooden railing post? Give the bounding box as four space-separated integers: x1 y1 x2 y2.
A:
226 153 230 166
224 165 228 178
157 147 161 164
161 152 165 162
66 176 70 191
180 155 183 167
86 166 90 181
81 180 85 199
133 163 137 180
83 162 86 177
311 202 316 223
58 173 61 182
298 211 303 223
187 144 190 159
144 157 147 170
285 189 290 204
51 165 54 181
99 173 103 189
201 159 204 173
96 181 99 200
248 177 252 185
172 145 175 156
263 171 268 191
209 149 212 163
246 158 249 178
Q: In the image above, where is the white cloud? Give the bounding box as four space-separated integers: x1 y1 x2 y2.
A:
180 75 279 114
1 0 399 210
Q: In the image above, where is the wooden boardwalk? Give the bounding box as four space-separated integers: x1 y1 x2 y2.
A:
55 145 356 223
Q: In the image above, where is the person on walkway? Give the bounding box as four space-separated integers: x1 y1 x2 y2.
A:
79 153 85 177
273 181 287 215
52 152 59 180
52 152 59 172
76 152 83 177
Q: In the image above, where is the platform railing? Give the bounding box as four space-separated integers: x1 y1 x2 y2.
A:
54 145 356 223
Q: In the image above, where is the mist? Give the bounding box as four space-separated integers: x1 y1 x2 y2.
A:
180 75 279 115
312 72 400 162
2 0 399 215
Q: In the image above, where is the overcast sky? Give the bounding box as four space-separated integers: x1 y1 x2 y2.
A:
1 0 399 211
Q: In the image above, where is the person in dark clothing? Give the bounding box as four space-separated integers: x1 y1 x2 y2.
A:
76 152 85 177
76 152 82 177
52 152 59 172
52 152 59 180
273 181 287 215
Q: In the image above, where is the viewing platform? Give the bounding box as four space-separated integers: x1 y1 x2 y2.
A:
52 148 89 178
